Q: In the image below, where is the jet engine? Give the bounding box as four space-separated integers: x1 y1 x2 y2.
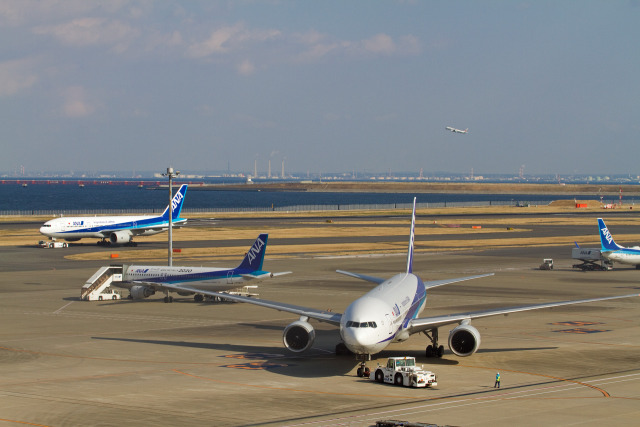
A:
283 320 315 353
130 285 155 300
448 323 481 357
110 230 133 244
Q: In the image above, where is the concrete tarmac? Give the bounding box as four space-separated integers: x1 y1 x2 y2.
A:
1 214 639 426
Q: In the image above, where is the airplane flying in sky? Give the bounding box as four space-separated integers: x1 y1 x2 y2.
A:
598 218 640 268
114 234 291 303
39 184 188 246
445 126 468 134
163 200 638 361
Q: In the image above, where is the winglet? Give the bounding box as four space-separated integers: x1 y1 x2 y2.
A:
407 197 416 274
236 234 269 271
598 218 623 252
161 184 188 220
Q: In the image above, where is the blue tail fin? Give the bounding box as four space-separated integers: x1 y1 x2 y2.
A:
406 197 416 274
161 184 188 220
598 218 623 251
237 234 269 271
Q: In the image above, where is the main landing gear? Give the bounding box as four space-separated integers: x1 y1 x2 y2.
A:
163 291 173 303
423 328 445 358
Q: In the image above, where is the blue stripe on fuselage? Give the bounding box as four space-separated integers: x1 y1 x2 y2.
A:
377 276 427 344
133 267 264 284
57 216 185 234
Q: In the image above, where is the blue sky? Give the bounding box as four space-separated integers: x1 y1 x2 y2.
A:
1 1 639 176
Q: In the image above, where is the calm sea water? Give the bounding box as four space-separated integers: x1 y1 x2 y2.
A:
0 183 602 211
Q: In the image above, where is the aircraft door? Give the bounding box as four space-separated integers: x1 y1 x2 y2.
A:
227 270 234 284
385 314 393 335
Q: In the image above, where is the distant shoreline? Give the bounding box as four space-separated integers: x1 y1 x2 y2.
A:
181 181 640 196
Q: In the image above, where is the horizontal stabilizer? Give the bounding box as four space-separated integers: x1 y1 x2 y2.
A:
239 271 290 280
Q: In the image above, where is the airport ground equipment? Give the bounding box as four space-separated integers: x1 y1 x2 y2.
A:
39 240 68 248
81 266 123 301
571 248 613 271
371 357 437 388
539 258 554 270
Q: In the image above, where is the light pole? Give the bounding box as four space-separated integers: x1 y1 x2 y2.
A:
162 167 179 266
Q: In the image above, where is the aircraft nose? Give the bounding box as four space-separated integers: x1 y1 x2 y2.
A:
341 326 378 354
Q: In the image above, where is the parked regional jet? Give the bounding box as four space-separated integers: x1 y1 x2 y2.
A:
114 234 290 303
39 184 188 246
163 200 638 362
446 126 468 134
598 218 640 268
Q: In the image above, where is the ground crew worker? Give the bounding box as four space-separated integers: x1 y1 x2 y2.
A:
494 372 501 388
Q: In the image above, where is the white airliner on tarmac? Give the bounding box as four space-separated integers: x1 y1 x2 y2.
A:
164 199 638 361
598 218 640 268
39 184 187 246
113 234 290 303
446 126 468 134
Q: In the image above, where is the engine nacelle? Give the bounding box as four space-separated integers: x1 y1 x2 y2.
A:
283 320 315 353
448 324 481 357
130 285 155 300
110 230 133 244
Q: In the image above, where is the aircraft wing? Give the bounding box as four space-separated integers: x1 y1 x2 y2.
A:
161 284 343 325
423 273 494 289
336 270 386 284
337 271 494 288
407 293 638 334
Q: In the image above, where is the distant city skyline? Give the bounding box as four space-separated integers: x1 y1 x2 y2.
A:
2 1 639 175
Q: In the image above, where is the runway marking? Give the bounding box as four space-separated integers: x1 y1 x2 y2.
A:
0 345 269 366
552 327 610 334
550 321 603 326
52 301 73 314
456 364 611 397
281 371 640 426
172 369 427 399
0 419 50 427
220 361 291 370
221 353 286 359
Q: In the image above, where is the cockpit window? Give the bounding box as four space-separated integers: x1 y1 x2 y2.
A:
346 321 377 328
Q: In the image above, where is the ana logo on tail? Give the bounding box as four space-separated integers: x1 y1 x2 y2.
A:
172 191 184 211
246 237 265 265
601 226 614 245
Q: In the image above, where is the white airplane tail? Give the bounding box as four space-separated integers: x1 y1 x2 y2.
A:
406 197 416 274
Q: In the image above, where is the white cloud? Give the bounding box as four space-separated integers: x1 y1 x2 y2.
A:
61 86 96 118
295 30 421 63
237 59 256 76
34 17 140 52
0 58 39 96
187 23 281 59
362 33 396 55
0 0 130 26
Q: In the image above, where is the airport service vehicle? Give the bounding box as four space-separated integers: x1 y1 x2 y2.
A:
39 184 187 246
370 357 437 388
539 259 553 270
162 199 638 360
83 288 121 301
39 240 68 248
571 247 612 271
